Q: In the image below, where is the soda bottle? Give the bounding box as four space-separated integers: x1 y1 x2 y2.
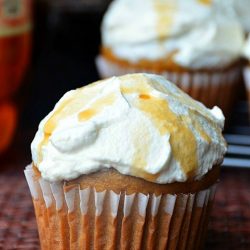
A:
0 0 32 153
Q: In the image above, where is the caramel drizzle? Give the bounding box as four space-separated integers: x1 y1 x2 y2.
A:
38 86 116 163
78 94 116 122
198 0 212 5
120 74 212 179
38 97 74 163
154 0 177 41
138 94 198 178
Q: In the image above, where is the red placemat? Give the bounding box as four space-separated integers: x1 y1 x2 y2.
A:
0 168 249 249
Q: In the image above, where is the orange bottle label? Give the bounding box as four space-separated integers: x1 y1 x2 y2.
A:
0 0 32 37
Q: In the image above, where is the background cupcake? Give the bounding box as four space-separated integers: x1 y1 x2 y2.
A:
218 0 250 117
96 0 244 114
25 73 227 249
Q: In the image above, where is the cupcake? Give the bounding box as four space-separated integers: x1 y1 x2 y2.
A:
25 73 227 249
243 35 250 115
96 0 244 114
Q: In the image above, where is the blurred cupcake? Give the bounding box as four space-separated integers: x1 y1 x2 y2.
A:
243 35 250 114
25 73 227 249
96 0 244 113
219 0 250 34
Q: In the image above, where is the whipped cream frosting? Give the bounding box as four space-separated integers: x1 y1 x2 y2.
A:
101 0 244 69
31 73 227 183
219 0 250 33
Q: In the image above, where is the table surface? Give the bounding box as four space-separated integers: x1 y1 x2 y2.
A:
0 166 249 250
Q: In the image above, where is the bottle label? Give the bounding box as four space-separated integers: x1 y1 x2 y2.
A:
0 0 32 37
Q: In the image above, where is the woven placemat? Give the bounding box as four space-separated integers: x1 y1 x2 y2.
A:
205 168 250 250
0 171 39 249
0 168 249 249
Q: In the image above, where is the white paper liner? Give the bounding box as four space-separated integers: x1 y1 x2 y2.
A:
96 55 240 87
96 55 241 113
24 165 218 250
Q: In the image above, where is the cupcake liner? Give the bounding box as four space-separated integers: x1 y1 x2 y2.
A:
25 165 217 250
243 67 250 116
96 55 241 113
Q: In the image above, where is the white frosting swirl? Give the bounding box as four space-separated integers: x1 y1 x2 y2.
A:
31 73 227 183
101 0 244 69
219 0 250 33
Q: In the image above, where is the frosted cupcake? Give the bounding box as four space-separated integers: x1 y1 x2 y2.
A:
25 73 227 249
96 0 244 113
